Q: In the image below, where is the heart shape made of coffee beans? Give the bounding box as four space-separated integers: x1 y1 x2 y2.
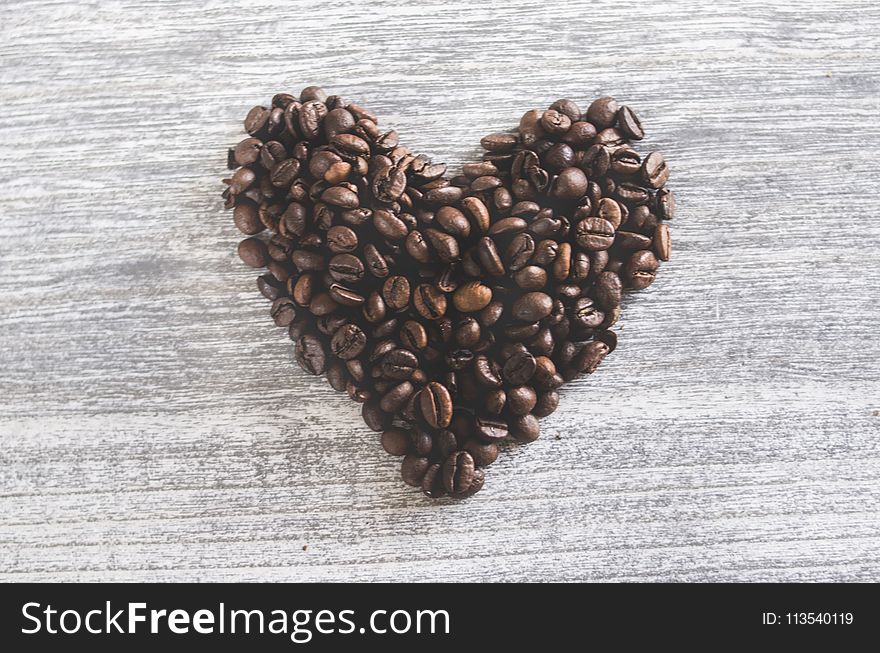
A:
222 86 674 500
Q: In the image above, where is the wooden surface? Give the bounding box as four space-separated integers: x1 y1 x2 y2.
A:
1 0 879 582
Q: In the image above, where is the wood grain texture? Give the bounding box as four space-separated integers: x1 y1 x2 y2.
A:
1 0 879 582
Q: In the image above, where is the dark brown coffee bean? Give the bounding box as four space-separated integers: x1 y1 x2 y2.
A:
269 297 296 326
507 386 537 415
616 230 653 250
380 381 415 413
381 348 418 380
481 132 519 152
420 381 453 429
401 455 430 487
362 399 391 432
291 249 325 273
513 265 548 290
421 463 446 498
510 414 540 442
512 292 553 322
586 96 618 129
541 109 571 135
238 237 266 267
488 217 528 236
400 320 428 351
475 417 508 442
452 281 493 313
234 202 263 235
551 167 588 201
593 271 622 309
656 187 675 220
573 339 610 375
476 237 505 277
435 206 471 239
382 275 410 312
473 355 503 387
642 151 670 189
328 253 364 283
330 323 366 360
413 283 447 320
622 250 659 289
502 350 537 385
295 334 326 375
463 439 499 466
575 217 615 251
573 297 605 328
423 228 460 263
381 429 410 456
443 451 476 494
654 223 671 261
617 105 644 139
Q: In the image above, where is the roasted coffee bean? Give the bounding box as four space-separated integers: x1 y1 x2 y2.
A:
233 201 263 235
512 292 553 322
513 265 548 290
642 151 670 189
426 228 460 263
622 250 659 289
382 275 411 311
617 106 644 140
616 230 653 250
380 381 415 413
258 274 285 301
573 297 605 329
420 382 453 429
502 350 537 385
541 109 571 135
593 271 623 309
551 167 589 201
421 463 446 498
654 223 671 261
328 284 364 307
238 237 266 268
474 355 503 387
475 417 508 442
381 428 410 456
656 187 675 220
382 348 419 380
573 339 610 375
413 283 447 320
295 334 326 375
507 386 537 415
244 106 270 136
452 281 492 313
401 455 430 487
330 323 366 360
575 217 615 251
443 451 476 494
586 96 619 129
400 320 428 351
510 414 540 442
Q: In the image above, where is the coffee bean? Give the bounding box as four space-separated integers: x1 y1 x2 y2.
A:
413 283 447 320
513 265 548 290
502 350 537 385
551 167 588 201
475 417 508 442
622 250 659 289
642 151 669 189
421 462 446 498
234 202 263 235
238 237 266 267
586 96 618 129
295 334 326 375
420 381 453 429
382 275 411 312
381 348 418 380
401 455 429 487
507 386 537 415
426 228 461 263
474 355 503 387
381 428 410 456
330 323 366 360
573 339 610 375
617 106 644 140
654 223 671 261
656 187 675 220
575 217 615 251
443 451 476 494
380 381 415 413
510 414 540 442
512 292 553 322
541 109 571 135
244 106 270 136
616 230 653 250
270 297 297 327
594 271 622 309
400 320 428 350
452 281 493 313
